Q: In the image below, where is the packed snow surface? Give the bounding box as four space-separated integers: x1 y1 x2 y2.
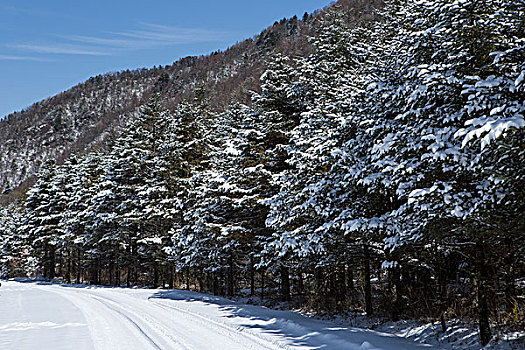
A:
0 280 437 350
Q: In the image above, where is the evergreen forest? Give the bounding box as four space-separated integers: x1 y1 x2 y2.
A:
1 0 524 346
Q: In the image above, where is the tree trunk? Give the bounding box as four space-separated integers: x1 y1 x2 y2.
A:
126 239 132 288
109 258 114 286
213 273 219 295
96 256 101 285
438 265 448 333
42 244 49 280
440 312 447 334
169 264 174 289
364 244 373 316
297 269 304 295
219 269 224 295
261 268 265 300
392 265 402 321
49 244 56 280
115 262 120 287
329 271 336 301
66 248 72 283
153 263 159 288
280 264 290 302
76 247 82 284
198 268 204 292
347 262 354 291
58 249 63 279
337 267 346 303
227 255 234 297
250 256 255 296
504 240 517 322
115 245 121 287
207 272 213 293
476 240 492 346
132 240 138 285
126 265 132 288
89 257 95 284
315 267 324 297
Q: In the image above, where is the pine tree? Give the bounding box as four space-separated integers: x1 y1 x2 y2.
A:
0 204 25 277
23 159 65 279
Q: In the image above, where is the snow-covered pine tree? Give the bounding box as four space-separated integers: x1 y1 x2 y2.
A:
22 159 65 279
61 152 104 284
86 96 174 287
351 0 524 341
0 204 25 278
251 53 308 301
180 103 276 296
167 93 218 289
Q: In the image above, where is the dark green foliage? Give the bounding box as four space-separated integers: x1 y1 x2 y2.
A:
1 1 523 347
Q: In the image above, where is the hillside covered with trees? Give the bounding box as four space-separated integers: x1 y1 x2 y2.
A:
0 0 380 203
1 0 524 347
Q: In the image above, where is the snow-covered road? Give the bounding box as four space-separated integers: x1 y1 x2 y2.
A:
0 280 436 350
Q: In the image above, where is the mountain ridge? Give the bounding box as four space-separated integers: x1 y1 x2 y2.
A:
0 0 382 203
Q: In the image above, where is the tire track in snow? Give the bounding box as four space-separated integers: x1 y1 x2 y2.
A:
149 298 289 350
44 286 190 350
10 282 439 350
91 290 281 350
90 296 163 350
87 293 191 350
59 286 277 350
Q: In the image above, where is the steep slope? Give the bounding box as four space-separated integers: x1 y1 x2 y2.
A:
0 0 382 203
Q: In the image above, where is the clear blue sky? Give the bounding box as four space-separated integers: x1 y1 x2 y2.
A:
0 0 329 118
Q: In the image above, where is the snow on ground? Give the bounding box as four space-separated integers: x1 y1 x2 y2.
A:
373 320 525 350
0 280 92 350
232 293 525 350
300 311 525 350
0 279 438 350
